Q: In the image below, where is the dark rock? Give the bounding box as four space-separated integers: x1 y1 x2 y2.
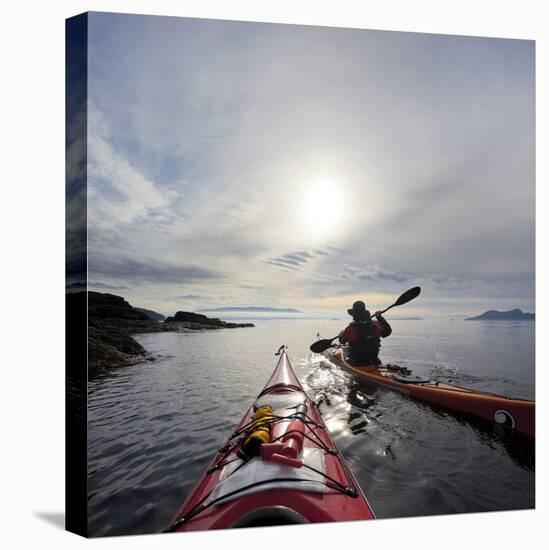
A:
67 292 160 371
88 292 150 322
88 326 146 370
87 292 163 334
165 311 254 329
72 291 256 371
165 311 224 325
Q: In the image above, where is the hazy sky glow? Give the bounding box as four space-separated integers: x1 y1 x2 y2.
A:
86 12 535 318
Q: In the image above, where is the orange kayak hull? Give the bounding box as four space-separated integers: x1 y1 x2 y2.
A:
325 348 535 439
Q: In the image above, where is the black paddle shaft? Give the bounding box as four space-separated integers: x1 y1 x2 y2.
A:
378 286 421 316
309 286 421 353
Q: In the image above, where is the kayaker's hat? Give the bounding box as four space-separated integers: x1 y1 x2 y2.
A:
347 300 370 321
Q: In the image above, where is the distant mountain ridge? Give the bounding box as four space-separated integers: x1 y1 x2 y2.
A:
388 317 423 320
465 309 534 321
200 306 301 313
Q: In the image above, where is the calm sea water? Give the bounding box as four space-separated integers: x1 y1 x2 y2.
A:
87 319 535 537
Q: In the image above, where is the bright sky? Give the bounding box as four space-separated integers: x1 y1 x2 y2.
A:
83 12 535 318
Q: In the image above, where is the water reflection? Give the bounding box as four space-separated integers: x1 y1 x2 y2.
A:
87 320 534 535
305 357 535 474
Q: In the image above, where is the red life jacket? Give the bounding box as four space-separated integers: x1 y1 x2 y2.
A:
340 320 383 364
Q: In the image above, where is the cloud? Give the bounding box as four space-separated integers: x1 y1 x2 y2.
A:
83 14 534 315
345 264 413 283
67 281 132 290
264 260 300 271
265 249 320 270
89 255 220 285
87 126 180 231
87 281 132 290
272 257 303 267
289 251 315 260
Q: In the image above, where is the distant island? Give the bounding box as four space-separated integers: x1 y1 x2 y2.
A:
200 306 301 313
465 309 535 321
387 317 423 321
68 292 254 371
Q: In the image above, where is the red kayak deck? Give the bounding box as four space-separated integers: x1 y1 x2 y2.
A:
165 347 375 532
325 348 535 439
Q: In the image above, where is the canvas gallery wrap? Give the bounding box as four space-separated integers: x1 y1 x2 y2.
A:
65 11 535 538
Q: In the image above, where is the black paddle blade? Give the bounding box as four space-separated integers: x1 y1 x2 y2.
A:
310 338 337 353
393 286 421 307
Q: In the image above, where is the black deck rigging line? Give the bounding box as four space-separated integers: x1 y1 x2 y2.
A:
212 409 325 470
165 477 333 532
266 428 333 454
165 399 360 531
215 420 335 479
211 406 342 475
207 456 241 474
300 462 357 497
227 455 252 475
213 412 294 466
300 413 332 447
221 409 303 444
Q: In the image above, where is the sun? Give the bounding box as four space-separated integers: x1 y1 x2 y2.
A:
300 180 344 239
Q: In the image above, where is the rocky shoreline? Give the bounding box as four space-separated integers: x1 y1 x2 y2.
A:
67 291 254 371
165 310 254 330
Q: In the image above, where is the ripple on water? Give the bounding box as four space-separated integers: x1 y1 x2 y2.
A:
87 322 534 536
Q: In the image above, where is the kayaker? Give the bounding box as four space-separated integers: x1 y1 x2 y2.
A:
339 300 392 365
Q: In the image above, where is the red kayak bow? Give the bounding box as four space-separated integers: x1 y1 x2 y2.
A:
165 346 375 532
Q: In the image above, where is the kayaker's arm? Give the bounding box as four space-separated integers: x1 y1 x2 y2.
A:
373 312 392 337
338 325 353 344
